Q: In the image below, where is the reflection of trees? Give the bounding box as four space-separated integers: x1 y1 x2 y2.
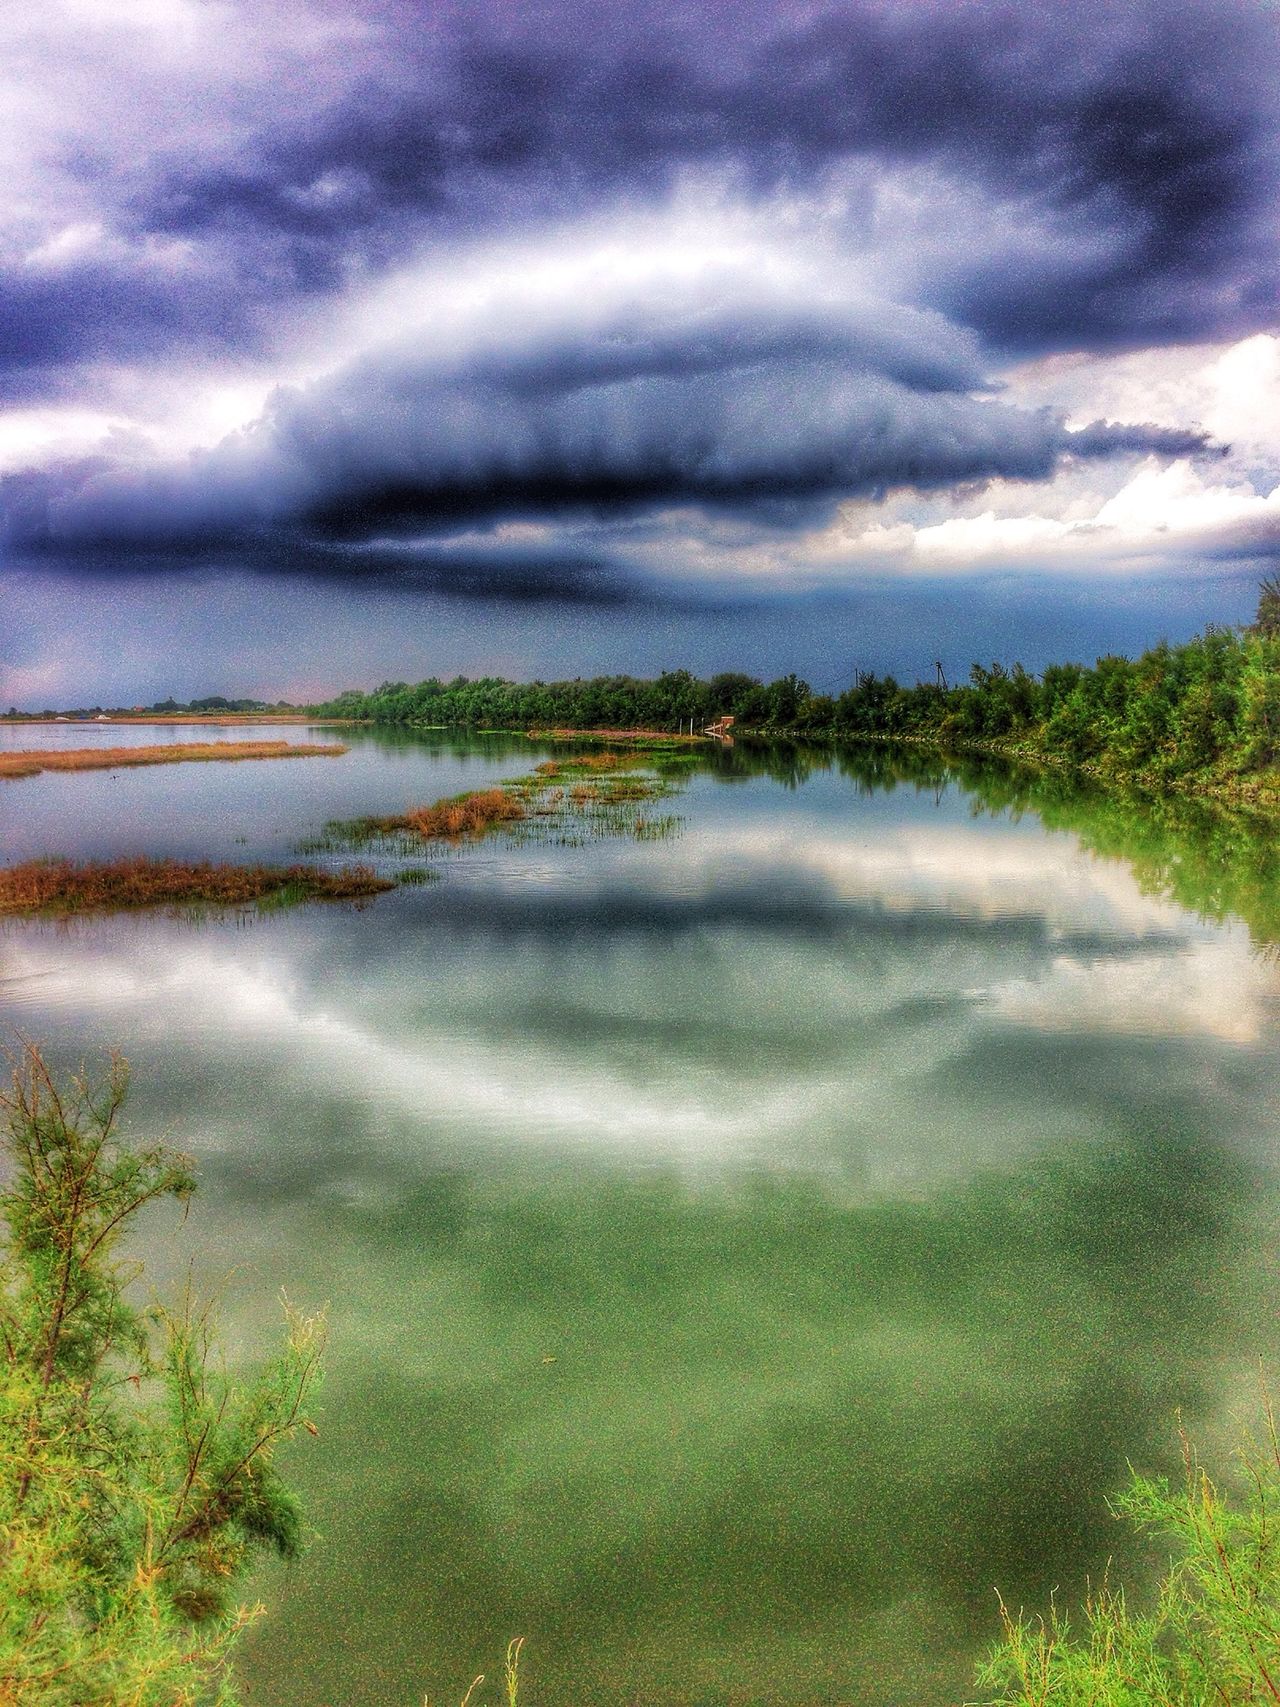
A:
336 727 1280 952
719 735 1280 954
331 725 537 763
904 746 1280 951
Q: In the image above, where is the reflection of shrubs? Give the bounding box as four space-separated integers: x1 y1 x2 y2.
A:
976 1406 1280 1706
0 1043 323 1704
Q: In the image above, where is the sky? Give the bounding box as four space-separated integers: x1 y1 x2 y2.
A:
1 0 1278 706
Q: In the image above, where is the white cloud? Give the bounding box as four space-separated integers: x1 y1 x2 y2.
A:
1093 458 1280 535
789 456 1280 578
1201 335 1280 454
989 939 1265 1045
1007 334 1280 470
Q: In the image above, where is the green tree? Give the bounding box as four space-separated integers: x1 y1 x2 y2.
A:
0 1043 323 1705
1256 575 1280 640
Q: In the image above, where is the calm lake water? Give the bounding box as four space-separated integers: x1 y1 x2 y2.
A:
3 724 1280 1706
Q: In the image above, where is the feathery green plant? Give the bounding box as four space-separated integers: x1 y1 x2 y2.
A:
0 1041 324 1706
974 1404 1280 1706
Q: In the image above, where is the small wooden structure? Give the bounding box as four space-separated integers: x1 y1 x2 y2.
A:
703 715 736 740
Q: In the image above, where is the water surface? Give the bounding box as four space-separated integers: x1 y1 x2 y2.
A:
3 727 1279 1705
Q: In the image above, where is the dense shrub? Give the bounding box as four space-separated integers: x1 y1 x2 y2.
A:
0 1045 323 1704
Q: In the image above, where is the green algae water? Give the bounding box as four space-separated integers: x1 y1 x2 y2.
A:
4 725 1280 1705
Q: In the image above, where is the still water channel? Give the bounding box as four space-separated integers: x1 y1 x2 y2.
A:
3 723 1280 1705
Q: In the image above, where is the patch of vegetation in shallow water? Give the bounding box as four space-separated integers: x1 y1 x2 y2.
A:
307 754 685 867
397 865 440 886
0 855 394 918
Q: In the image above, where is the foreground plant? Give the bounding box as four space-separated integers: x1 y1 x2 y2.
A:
975 1406 1280 1706
424 1636 525 1707
0 1043 324 1705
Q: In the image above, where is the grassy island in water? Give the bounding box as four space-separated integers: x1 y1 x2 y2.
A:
0 739 348 782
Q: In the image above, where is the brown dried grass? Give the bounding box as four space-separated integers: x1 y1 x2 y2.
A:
532 753 630 779
402 788 526 839
0 741 348 781
0 856 393 916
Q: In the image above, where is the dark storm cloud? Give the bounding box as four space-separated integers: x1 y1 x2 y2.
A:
1 0 1272 646
3 0 1267 392
163 1 1268 264
0 256 250 387
1 289 1215 591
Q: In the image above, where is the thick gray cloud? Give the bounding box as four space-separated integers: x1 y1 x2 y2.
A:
3 290 1213 595
0 0 1274 665
2 0 1274 394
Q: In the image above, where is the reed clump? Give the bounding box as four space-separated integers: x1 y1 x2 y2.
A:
403 788 527 839
0 741 347 782
0 856 393 916
307 757 682 865
532 753 630 780
312 788 527 852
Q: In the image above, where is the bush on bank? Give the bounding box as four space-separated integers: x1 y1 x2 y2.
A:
0 1044 323 1706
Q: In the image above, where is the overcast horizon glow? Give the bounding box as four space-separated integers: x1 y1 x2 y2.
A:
2 0 1278 705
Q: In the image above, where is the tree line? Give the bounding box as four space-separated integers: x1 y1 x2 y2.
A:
315 586 1280 788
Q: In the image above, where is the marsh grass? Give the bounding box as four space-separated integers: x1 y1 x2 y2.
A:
974 1400 1280 1706
310 758 684 867
524 727 703 749
0 740 347 781
398 865 441 886
313 790 527 853
484 772 678 847
0 856 394 917
631 813 681 840
297 824 425 857
427 1638 525 1707
404 789 526 838
530 753 632 779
